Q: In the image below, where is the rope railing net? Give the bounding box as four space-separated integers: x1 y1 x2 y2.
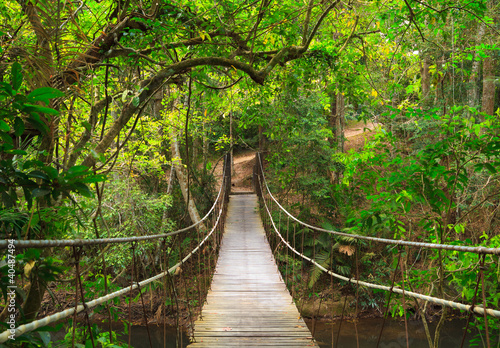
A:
0 153 232 344
254 153 500 319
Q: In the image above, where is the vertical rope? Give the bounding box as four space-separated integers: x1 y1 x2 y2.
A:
311 233 317 337
74 247 95 348
376 249 402 348
202 214 209 305
278 208 282 266
196 226 203 320
128 243 135 347
71 247 79 348
168 270 181 348
400 251 409 348
131 242 153 348
480 255 491 348
176 236 184 348
292 224 297 300
335 291 349 347
354 243 360 348
299 226 306 315
162 239 168 348
92 181 113 343
286 215 290 289
330 239 335 348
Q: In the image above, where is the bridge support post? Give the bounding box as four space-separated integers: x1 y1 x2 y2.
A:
253 152 263 200
223 153 231 201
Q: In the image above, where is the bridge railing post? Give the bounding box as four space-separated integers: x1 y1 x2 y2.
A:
223 152 231 201
254 152 263 200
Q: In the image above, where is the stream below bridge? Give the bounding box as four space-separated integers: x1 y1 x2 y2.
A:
65 317 474 347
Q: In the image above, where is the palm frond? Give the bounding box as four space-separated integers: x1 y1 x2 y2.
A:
308 250 332 288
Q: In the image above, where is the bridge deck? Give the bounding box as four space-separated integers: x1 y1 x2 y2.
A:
188 194 318 347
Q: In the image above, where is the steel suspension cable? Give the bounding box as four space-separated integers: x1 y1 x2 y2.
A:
0 179 227 343
257 153 500 255
0 159 228 250
257 174 500 318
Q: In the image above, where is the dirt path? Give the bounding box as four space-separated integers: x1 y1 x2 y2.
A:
229 150 256 192
344 121 379 152
216 121 378 192
344 121 378 138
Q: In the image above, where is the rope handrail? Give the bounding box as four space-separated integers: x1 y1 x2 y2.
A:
258 174 500 318
0 179 227 343
257 153 500 255
0 159 227 250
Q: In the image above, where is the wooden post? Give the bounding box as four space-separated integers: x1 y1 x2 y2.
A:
224 153 232 201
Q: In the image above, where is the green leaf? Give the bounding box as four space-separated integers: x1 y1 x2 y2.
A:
32 188 51 198
0 120 9 132
37 331 51 347
132 96 140 107
23 104 59 115
14 117 24 136
81 174 106 183
42 166 58 180
23 187 33 209
0 81 13 96
73 182 92 197
33 323 63 332
27 87 64 105
82 121 91 132
5 149 27 155
484 163 497 174
0 132 13 145
29 170 49 181
11 62 23 91
26 113 48 134
68 165 89 175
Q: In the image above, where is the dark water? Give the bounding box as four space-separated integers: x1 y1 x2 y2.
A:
126 318 474 348
51 323 189 347
306 318 474 348
125 325 189 348
54 318 473 347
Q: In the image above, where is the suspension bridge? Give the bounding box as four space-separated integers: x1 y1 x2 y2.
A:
1 153 499 347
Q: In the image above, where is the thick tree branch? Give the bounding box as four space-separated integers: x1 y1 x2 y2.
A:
79 1 342 168
21 1 54 68
68 96 113 168
403 0 425 42
302 0 315 45
63 16 147 85
337 15 359 55
303 0 341 50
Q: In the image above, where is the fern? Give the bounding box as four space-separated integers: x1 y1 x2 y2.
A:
308 250 332 288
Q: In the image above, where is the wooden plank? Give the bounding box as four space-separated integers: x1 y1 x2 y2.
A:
187 194 318 347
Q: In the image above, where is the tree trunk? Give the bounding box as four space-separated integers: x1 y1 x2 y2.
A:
481 56 496 120
258 125 264 151
230 111 235 175
170 132 206 231
23 274 47 321
468 23 486 109
328 90 345 152
328 91 337 147
434 55 445 105
421 56 430 98
336 92 345 152
203 120 209 171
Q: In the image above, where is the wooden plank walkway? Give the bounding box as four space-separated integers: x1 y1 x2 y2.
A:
188 194 318 347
